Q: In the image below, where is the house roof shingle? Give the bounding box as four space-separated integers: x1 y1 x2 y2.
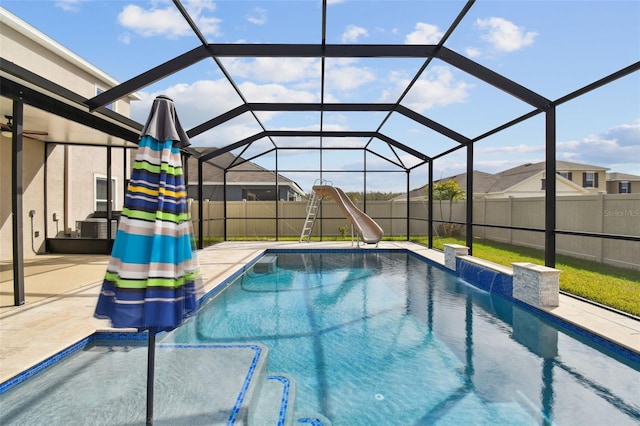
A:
397 160 616 199
186 148 304 193
607 172 640 181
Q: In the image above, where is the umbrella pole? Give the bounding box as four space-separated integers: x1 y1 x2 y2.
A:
146 330 156 425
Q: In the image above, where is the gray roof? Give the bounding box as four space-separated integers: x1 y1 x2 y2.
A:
398 161 614 198
186 148 303 191
393 170 494 200
607 172 640 181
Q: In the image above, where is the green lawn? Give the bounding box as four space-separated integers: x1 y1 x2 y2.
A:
415 236 640 317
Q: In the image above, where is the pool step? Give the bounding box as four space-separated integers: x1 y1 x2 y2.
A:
249 373 296 425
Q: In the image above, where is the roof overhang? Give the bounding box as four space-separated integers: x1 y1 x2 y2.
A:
1 58 141 147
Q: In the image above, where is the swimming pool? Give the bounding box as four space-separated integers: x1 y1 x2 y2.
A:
1 249 639 425
166 250 640 424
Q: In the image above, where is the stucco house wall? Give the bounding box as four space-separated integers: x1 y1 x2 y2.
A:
606 173 640 194
1 8 136 259
484 172 590 199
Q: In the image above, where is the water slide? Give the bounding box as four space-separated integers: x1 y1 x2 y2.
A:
312 185 384 245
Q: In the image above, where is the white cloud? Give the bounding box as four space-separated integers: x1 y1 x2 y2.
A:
220 57 377 93
475 17 537 53
605 120 640 147
471 120 640 175
325 63 376 91
382 66 472 112
556 120 640 172
341 25 368 43
405 22 443 44
118 33 131 45
220 57 320 84
465 47 481 58
237 81 319 103
55 0 85 12
131 78 321 147
246 7 267 25
118 0 221 39
477 144 544 155
474 159 523 173
131 79 244 125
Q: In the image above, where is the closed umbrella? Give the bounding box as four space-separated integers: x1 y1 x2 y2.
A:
95 95 203 425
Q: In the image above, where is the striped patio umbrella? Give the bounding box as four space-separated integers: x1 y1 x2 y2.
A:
94 95 203 425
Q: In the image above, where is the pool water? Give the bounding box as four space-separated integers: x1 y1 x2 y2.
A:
166 251 640 425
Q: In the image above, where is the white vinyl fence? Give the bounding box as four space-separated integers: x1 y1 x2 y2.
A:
190 194 640 271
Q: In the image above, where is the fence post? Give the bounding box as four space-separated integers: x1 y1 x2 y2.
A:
596 193 604 263
508 196 513 244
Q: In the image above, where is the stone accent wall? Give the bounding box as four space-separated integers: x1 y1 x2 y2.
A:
443 244 469 271
512 262 561 308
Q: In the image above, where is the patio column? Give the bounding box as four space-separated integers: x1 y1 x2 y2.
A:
197 158 204 248
11 100 25 305
106 146 113 243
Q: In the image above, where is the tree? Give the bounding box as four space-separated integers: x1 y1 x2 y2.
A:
429 180 465 236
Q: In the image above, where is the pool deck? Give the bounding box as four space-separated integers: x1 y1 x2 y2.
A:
1 240 639 386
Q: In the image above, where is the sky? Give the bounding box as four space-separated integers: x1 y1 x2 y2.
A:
2 0 639 192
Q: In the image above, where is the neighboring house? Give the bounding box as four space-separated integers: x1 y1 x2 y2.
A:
395 161 611 200
396 171 495 200
606 172 640 194
481 161 607 198
0 8 139 258
185 148 305 201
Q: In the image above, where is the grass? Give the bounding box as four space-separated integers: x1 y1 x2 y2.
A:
415 236 640 317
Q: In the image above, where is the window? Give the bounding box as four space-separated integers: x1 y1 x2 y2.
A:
540 179 546 190
557 171 572 181
242 187 276 201
95 175 117 211
582 172 598 188
95 87 114 111
619 181 631 194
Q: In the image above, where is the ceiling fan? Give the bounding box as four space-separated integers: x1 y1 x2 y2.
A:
1 114 49 138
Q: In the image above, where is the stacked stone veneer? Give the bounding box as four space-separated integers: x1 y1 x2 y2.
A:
512 263 560 308
443 244 561 309
444 244 469 271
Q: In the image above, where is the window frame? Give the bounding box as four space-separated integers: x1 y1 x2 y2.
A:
619 181 630 194
583 171 598 188
95 85 115 111
94 174 117 212
557 171 573 181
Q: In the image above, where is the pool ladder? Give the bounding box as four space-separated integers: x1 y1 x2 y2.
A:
299 190 320 242
299 179 330 242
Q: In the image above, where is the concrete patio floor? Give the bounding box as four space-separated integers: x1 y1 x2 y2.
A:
1 240 639 386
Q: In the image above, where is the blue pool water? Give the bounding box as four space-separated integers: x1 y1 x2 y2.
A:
166 251 640 425
1 250 639 425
